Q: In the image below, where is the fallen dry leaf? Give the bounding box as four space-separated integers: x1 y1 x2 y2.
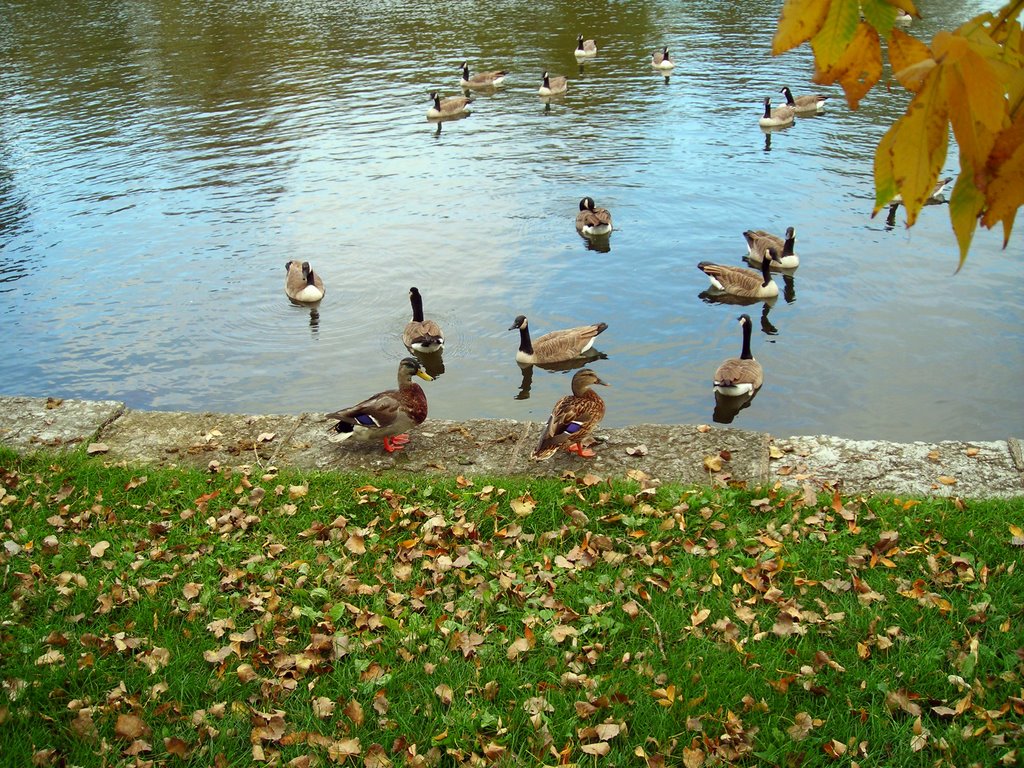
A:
89 540 110 558
114 713 151 741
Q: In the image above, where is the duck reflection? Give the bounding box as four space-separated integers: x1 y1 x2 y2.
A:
713 390 757 424
514 353 608 400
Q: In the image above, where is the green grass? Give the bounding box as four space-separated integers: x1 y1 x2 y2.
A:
1 446 1022 767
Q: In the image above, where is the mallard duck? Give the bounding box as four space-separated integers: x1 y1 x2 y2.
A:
714 314 762 396
326 357 432 452
427 91 472 119
284 260 325 303
532 368 609 460
779 86 829 113
698 253 780 299
538 72 568 97
574 34 598 58
652 47 675 69
744 227 799 269
758 97 794 127
403 287 444 354
460 62 508 89
575 197 613 236
509 315 608 366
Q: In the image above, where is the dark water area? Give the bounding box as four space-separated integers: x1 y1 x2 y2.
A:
0 0 1020 442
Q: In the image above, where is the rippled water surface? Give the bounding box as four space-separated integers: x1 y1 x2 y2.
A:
1 0 1021 442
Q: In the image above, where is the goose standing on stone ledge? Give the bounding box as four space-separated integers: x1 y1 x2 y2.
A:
326 357 433 453
532 368 609 460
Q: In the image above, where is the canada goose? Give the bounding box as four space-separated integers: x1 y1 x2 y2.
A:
460 62 508 89
538 71 568 97
403 287 444 354
759 97 794 127
895 9 912 24
532 368 609 460
744 227 799 270
713 314 762 396
284 260 325 304
326 357 433 452
575 197 613 236
509 315 608 366
574 34 597 58
887 176 952 206
698 253 780 299
779 86 829 113
427 91 472 119
651 47 675 69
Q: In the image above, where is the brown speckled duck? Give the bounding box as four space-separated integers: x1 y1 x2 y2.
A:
532 368 609 460
326 357 432 452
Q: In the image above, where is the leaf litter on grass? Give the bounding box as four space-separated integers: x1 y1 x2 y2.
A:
0 449 1021 766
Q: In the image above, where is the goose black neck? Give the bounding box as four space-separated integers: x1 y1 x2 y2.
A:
740 320 754 360
763 100 771 119
461 65 470 79
517 324 533 355
410 290 425 322
760 257 772 286
782 231 795 256
306 269 317 287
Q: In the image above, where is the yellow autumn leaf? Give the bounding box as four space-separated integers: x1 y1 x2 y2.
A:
949 170 985 265
815 22 882 109
889 28 934 92
983 130 1024 243
773 0 831 55
811 0 861 72
891 71 950 225
581 741 611 756
874 122 899 213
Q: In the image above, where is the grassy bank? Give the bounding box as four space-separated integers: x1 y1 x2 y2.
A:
0 447 1021 767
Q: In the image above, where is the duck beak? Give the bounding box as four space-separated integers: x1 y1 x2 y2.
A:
416 370 434 382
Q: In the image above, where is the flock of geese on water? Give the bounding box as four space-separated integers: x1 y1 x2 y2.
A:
284 15 938 462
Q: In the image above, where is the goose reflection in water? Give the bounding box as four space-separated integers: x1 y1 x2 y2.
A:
514 353 609 401
713 389 758 424
428 110 471 137
578 231 611 253
413 350 445 379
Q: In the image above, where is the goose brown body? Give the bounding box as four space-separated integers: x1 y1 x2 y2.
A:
574 34 597 57
284 260 325 303
744 226 799 269
779 86 829 113
460 62 508 88
538 72 568 96
402 287 444 353
714 314 763 396
652 47 675 69
575 197 613 236
532 368 608 460
509 315 608 366
758 96 794 127
427 91 472 118
326 358 432 452
698 254 779 299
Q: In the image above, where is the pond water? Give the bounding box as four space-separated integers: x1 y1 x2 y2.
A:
1 0 1021 443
